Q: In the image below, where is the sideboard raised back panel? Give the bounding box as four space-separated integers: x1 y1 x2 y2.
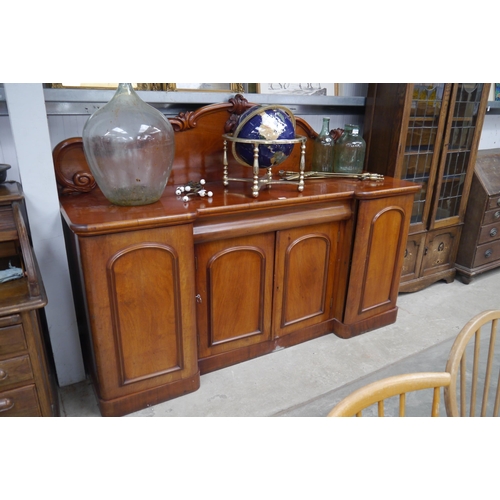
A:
54 94 420 416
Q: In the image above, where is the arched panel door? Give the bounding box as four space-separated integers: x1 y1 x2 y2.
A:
78 224 199 411
195 233 275 359
273 222 339 338
107 243 183 385
343 194 414 328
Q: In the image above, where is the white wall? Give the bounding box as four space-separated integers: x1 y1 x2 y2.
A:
479 113 500 149
3 84 85 387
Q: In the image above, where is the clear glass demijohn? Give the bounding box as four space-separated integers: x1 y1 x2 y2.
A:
333 124 366 174
82 83 175 206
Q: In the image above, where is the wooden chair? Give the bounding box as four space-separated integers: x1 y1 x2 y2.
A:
445 309 500 417
327 372 451 417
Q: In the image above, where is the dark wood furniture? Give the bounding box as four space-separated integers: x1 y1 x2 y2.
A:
456 149 500 283
54 94 420 417
364 83 490 292
0 182 59 417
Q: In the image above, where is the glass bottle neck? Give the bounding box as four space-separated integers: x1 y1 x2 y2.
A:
320 118 330 135
345 124 359 136
116 83 134 95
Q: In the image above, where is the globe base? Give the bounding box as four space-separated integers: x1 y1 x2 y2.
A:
221 133 307 198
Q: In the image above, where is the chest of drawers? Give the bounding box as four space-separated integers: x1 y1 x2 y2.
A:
0 182 59 417
456 149 500 283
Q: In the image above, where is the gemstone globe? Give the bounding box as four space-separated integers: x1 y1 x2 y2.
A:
232 105 296 168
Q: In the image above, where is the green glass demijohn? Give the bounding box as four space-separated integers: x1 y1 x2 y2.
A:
311 117 334 172
333 124 366 174
82 83 175 206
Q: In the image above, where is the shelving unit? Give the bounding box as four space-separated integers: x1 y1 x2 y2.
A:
0 87 366 118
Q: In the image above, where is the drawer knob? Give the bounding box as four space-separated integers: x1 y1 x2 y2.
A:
490 228 498 238
0 398 14 413
485 249 493 258
0 369 7 381
495 211 500 220
497 198 500 207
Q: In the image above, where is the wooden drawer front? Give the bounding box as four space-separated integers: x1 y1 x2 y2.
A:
0 385 41 417
473 240 500 268
0 206 17 241
478 222 500 245
0 355 34 390
487 196 500 211
0 323 27 357
483 208 500 226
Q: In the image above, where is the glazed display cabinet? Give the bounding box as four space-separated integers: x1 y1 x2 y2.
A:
364 83 490 292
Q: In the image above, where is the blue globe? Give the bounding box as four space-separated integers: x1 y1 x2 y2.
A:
233 105 296 168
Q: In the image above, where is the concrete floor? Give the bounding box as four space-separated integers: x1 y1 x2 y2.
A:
58 267 500 417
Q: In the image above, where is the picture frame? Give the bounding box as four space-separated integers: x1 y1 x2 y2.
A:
257 83 338 96
166 83 246 92
49 83 246 92
50 83 164 90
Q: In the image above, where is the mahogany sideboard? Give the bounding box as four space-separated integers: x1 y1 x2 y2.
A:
0 182 59 417
53 95 420 416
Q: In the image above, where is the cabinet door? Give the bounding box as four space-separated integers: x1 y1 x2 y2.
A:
421 226 461 277
343 194 413 325
431 83 490 230
195 233 275 359
78 224 198 402
398 83 451 234
273 222 339 338
400 233 426 283
364 83 450 234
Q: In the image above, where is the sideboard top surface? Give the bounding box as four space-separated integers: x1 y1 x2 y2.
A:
60 177 420 236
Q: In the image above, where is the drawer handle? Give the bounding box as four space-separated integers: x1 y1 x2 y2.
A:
485 249 493 258
495 211 500 220
0 398 14 413
497 198 500 207
0 369 7 381
490 228 498 238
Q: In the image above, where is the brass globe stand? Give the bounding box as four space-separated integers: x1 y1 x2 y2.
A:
222 133 308 198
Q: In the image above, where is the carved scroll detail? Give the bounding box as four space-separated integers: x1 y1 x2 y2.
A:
225 94 253 133
71 172 97 193
169 94 253 134
227 94 252 116
52 137 97 195
169 111 198 132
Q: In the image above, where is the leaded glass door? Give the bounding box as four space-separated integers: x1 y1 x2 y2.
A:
431 83 488 230
399 83 450 234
